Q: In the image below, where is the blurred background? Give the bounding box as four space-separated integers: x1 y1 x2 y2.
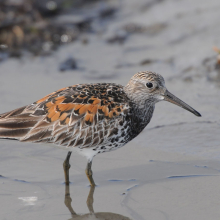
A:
0 0 220 87
1 0 220 220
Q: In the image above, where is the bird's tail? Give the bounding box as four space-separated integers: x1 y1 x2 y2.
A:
0 106 40 140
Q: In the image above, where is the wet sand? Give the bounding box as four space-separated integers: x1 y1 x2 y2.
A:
1 0 220 219
1 141 220 220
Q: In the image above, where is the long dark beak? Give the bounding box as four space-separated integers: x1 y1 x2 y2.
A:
164 90 201 117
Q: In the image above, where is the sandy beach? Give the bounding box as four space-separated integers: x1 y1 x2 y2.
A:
0 0 220 219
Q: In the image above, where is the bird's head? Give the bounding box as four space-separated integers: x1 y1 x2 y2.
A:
125 71 201 117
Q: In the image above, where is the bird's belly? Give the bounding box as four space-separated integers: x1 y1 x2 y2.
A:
71 142 125 162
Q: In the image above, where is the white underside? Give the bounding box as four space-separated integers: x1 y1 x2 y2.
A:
71 147 98 162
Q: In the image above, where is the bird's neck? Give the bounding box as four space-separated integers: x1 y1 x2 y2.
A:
123 83 155 138
127 101 155 140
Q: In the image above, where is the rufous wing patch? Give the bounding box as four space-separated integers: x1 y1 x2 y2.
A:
51 112 60 122
65 117 70 124
84 113 94 125
59 112 68 121
35 92 55 104
74 104 84 111
47 106 56 119
90 105 98 114
78 104 89 115
84 114 90 122
92 98 101 105
108 111 113 118
57 103 76 112
34 85 125 129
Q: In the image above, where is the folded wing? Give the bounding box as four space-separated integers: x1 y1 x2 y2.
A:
0 83 130 149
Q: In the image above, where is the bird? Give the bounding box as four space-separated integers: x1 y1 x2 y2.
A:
0 71 201 186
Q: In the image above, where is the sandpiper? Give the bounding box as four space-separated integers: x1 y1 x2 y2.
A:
0 71 201 186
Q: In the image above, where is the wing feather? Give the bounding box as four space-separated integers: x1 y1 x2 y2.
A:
0 83 130 149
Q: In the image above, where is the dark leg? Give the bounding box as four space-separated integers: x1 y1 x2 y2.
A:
63 151 72 185
64 184 77 216
64 179 96 216
86 185 95 214
85 161 96 186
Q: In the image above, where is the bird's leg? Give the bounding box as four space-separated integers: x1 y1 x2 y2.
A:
63 151 72 185
85 160 96 186
64 184 77 216
86 184 95 214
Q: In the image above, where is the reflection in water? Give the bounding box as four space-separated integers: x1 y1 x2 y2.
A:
64 185 132 220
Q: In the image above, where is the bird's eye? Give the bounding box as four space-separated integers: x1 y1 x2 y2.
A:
146 82 153 88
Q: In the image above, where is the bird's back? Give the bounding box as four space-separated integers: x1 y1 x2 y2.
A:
0 83 133 151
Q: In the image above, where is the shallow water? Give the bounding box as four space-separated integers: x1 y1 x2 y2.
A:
1 0 220 219
1 140 220 220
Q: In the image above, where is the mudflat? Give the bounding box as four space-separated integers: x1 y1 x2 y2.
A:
1 0 220 219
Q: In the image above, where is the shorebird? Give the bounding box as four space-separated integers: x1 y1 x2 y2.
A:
0 71 201 186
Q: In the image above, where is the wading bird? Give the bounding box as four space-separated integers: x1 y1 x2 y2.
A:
0 71 201 186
